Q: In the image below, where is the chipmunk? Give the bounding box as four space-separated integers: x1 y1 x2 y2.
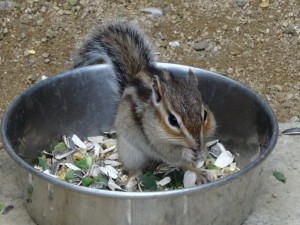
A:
73 21 217 183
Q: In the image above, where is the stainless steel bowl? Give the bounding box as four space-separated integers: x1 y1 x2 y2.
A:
1 63 278 225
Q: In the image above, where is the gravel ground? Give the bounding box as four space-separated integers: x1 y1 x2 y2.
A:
0 0 299 224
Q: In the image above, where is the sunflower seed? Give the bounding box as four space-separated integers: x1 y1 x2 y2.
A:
214 151 234 168
87 136 105 143
93 143 101 156
53 148 75 160
99 166 118 179
183 170 197 188
104 160 122 167
1 205 14 215
65 163 81 171
108 178 125 191
106 152 118 160
141 7 163 17
126 177 138 191
71 134 87 149
282 128 300 135
157 176 171 186
209 142 226 157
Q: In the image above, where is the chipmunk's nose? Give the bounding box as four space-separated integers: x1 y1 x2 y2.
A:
190 147 199 152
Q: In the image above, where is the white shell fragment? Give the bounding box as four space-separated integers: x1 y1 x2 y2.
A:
35 132 240 192
99 166 118 179
90 166 101 177
104 160 122 167
209 142 226 157
126 177 138 192
87 136 105 143
65 163 81 171
93 143 101 157
102 145 115 154
71 134 87 149
206 139 219 148
169 41 180 47
106 152 118 160
141 7 163 17
84 142 94 151
157 176 171 186
102 131 116 136
53 148 75 160
214 151 234 168
63 135 70 148
105 165 119 175
108 178 125 191
103 139 116 148
183 170 197 188
43 170 58 178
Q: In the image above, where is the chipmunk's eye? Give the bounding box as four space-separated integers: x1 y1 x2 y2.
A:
202 110 207 122
168 113 179 128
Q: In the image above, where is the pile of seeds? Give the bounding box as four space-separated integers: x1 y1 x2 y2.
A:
34 132 239 192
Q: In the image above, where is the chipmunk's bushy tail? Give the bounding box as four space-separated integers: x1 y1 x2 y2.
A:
73 21 155 90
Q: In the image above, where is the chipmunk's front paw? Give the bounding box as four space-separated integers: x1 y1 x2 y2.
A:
182 148 197 163
196 169 217 184
182 148 208 168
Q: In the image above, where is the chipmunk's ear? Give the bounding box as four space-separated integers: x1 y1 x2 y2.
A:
151 75 162 106
187 69 198 86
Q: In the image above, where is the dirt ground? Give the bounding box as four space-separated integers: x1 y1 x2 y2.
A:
0 0 299 223
0 0 299 123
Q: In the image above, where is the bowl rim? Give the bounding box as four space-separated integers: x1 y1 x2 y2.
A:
0 63 279 199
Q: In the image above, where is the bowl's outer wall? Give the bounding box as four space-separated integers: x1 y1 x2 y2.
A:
1 64 278 225
20 165 262 225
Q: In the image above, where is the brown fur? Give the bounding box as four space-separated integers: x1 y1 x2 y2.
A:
74 20 217 183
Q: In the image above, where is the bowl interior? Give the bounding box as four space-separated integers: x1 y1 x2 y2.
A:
1 63 278 176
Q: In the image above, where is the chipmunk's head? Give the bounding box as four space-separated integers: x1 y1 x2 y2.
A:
149 69 216 164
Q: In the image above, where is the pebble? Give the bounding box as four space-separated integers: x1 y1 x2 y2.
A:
24 50 30 57
227 68 234 74
68 0 79 6
0 1 15 10
42 53 49 58
274 85 283 92
44 58 51 63
183 3 189 8
193 40 209 51
46 29 56 38
41 38 48 43
222 25 228 31
236 0 248 8
141 7 163 17
272 193 278 198
26 75 36 84
40 6 47 13
283 27 296 35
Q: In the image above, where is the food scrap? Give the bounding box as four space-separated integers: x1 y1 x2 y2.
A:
273 170 286 183
1 205 14 215
34 133 239 192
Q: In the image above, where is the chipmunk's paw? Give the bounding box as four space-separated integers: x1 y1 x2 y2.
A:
196 169 217 184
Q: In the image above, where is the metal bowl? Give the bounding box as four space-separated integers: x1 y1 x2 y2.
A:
1 64 278 225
